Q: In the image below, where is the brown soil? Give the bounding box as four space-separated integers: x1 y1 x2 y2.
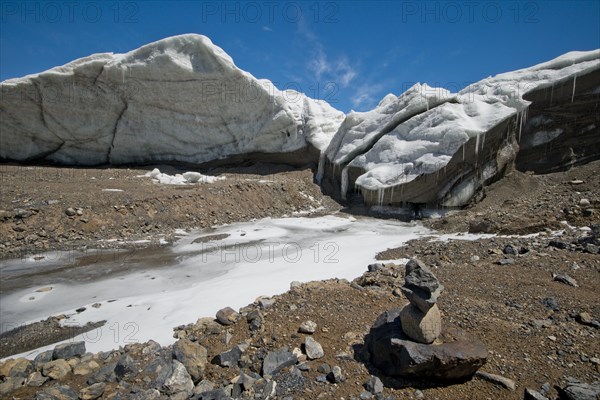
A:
424 161 600 235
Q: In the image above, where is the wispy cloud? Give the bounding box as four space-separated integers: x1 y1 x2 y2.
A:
261 26 273 32
298 21 357 89
351 82 386 110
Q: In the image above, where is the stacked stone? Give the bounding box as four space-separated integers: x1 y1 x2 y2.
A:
399 259 444 344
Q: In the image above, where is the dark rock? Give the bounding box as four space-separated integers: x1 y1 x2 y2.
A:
368 263 385 272
34 350 54 367
365 308 487 381
53 341 86 360
553 273 579 287
246 310 263 331
317 363 331 374
503 244 516 255
216 307 240 326
584 244 599 254
173 338 208 382
114 354 136 381
80 382 106 400
365 376 384 394
130 389 162 400
87 362 117 385
541 297 559 311
400 259 444 313
562 381 600 400
143 356 172 389
549 240 568 250
35 385 79 400
194 388 233 399
524 388 549 400
212 345 244 368
327 365 345 383
65 208 77 217
262 348 298 377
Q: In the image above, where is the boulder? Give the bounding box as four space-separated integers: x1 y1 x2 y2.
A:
163 360 194 400
53 341 86 360
26 371 49 387
304 337 325 360
327 366 345 383
42 359 72 380
365 376 384 394
35 385 79 399
562 381 600 400
172 338 208 382
79 382 106 400
212 345 244 368
0 377 25 396
6 358 34 378
366 308 487 381
114 354 136 381
216 307 240 326
399 303 442 344
262 349 298 377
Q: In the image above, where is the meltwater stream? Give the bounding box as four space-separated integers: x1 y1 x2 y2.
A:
1 215 448 358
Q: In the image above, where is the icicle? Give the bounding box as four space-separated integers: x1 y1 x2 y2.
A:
390 185 395 204
481 132 486 150
550 83 554 105
340 166 349 200
462 145 465 161
475 132 480 157
316 153 326 184
518 111 523 142
571 74 577 103
377 187 385 206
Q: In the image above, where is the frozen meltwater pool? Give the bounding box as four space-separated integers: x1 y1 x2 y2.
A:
0 214 479 359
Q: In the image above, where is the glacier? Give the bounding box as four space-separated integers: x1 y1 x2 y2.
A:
1 34 598 207
320 50 600 206
0 34 344 166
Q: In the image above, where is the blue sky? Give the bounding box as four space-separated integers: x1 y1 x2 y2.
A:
1 1 599 112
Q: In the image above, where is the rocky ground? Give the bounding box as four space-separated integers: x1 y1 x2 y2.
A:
0 161 599 400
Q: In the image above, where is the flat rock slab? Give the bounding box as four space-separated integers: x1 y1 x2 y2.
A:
365 308 487 382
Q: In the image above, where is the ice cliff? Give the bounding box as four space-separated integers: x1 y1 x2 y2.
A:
320 50 600 207
0 34 344 166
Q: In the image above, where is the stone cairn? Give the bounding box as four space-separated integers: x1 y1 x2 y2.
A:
399 259 444 344
365 258 487 382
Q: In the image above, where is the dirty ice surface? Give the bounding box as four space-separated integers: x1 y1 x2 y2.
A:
0 215 477 359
